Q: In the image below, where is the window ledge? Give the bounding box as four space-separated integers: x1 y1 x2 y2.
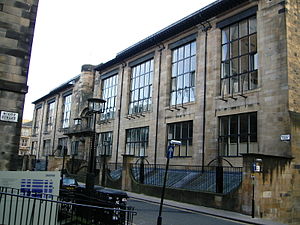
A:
216 87 261 101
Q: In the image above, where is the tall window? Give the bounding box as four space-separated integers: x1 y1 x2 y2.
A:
171 41 196 106
71 141 79 156
221 16 257 95
219 112 257 156
33 107 41 135
129 59 153 114
57 137 68 157
42 139 51 156
45 101 55 132
167 121 193 157
97 132 113 156
31 141 37 155
125 127 149 156
101 75 118 120
62 94 72 128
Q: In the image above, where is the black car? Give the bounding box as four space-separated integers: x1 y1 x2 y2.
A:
59 177 130 224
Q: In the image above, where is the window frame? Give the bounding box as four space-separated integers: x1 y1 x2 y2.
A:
97 132 113 156
220 16 258 96
128 59 154 115
101 74 118 120
62 94 72 128
57 137 68 157
167 120 193 157
170 41 196 106
219 112 257 157
45 101 55 132
125 127 149 157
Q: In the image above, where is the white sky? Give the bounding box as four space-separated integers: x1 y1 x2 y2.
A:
24 0 215 120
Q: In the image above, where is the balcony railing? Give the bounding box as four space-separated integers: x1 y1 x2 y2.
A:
61 125 93 135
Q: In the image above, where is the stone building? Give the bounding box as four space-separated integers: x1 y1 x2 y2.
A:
0 0 39 170
31 0 300 223
19 120 32 155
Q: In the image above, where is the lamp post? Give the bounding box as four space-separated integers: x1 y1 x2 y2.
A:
85 98 106 191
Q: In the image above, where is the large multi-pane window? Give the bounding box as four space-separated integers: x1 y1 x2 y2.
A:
219 112 257 156
101 75 118 120
97 132 113 156
171 41 196 106
221 16 257 95
167 121 193 157
129 59 153 114
62 94 72 128
125 127 149 157
45 101 55 132
57 137 68 157
33 107 41 135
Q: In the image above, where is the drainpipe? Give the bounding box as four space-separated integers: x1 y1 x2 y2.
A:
51 94 60 155
154 45 164 167
37 104 45 160
201 22 211 171
115 63 126 167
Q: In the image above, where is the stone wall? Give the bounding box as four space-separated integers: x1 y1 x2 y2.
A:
0 0 39 170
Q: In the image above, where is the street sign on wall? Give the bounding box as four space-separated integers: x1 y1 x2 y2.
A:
0 110 18 122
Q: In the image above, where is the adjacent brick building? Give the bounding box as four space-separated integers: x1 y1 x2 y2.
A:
0 0 39 170
31 0 300 223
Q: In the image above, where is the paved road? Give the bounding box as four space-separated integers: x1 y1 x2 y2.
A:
129 199 251 225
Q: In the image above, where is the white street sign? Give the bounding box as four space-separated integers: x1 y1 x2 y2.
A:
0 111 18 122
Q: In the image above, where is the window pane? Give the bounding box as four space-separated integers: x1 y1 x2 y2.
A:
240 55 249 73
191 42 196 55
172 63 177 77
230 24 239 41
250 71 258 89
178 61 184 75
231 58 239 76
222 44 229 61
184 58 190 73
240 73 249 92
249 34 257 52
221 61 230 78
172 49 178 62
231 40 239 58
240 37 249 55
222 27 229 44
184 44 191 57
239 20 248 37
220 117 228 136
249 17 257 34
178 46 184 60
231 76 239 93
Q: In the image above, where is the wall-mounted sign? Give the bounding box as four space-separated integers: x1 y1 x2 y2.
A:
280 134 291 141
0 111 18 122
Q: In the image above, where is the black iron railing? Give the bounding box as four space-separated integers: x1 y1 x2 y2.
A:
131 164 243 194
0 186 136 225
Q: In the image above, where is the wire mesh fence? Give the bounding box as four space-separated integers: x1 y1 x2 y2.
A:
130 164 243 194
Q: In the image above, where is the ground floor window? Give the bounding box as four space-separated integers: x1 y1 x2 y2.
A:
97 132 113 156
57 138 68 157
219 112 257 156
167 121 193 157
42 139 51 156
125 127 149 157
71 141 79 156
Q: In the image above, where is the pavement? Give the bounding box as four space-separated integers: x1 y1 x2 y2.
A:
127 191 286 225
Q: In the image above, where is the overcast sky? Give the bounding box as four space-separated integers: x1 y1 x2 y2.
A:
23 0 215 120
